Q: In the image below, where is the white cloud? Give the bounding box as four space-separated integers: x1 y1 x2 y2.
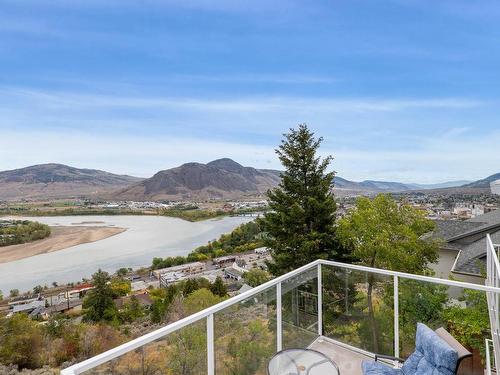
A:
0 86 497 183
0 87 486 113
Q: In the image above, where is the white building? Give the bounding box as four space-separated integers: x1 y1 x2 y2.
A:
152 262 206 279
491 179 500 195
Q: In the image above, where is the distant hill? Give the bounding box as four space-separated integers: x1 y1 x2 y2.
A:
334 178 412 193
113 158 475 200
334 179 470 194
112 158 281 201
461 173 500 189
414 173 499 195
409 180 472 190
0 164 142 200
0 160 491 201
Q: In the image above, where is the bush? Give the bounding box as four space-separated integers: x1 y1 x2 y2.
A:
0 220 51 247
0 314 43 369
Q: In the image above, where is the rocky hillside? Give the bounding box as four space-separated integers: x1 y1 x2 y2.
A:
113 158 281 200
0 164 142 200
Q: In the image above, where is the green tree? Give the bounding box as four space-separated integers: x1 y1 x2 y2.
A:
166 324 207 375
33 285 43 294
260 124 347 276
210 277 228 297
183 279 200 296
110 278 131 297
184 289 224 315
338 194 440 352
83 269 117 322
0 314 43 369
223 320 274 375
443 289 490 358
116 267 130 277
242 268 271 287
119 296 145 323
9 289 19 297
0 290 3 301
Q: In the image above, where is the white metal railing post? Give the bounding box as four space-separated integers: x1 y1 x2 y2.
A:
277 282 283 351
318 263 323 336
207 314 215 375
394 275 399 360
486 339 492 375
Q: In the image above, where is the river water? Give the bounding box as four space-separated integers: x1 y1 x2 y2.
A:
0 215 252 293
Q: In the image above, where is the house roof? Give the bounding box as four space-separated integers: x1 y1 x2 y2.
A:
433 210 500 276
432 220 486 241
468 209 500 225
452 230 500 275
12 300 45 313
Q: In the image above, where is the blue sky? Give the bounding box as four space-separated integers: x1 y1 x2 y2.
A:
1 0 499 183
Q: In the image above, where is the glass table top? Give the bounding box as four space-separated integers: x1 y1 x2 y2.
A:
267 348 339 375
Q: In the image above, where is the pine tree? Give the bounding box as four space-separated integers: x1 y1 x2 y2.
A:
261 124 347 276
83 269 117 322
210 276 228 297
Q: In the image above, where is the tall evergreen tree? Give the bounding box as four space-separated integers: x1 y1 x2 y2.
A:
261 124 347 276
83 269 117 322
210 276 228 297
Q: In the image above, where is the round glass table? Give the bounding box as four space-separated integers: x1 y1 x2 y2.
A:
267 348 340 375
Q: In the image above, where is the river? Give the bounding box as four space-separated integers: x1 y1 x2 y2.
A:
0 215 252 293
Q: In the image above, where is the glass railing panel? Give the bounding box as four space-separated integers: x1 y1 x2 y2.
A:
322 265 394 355
398 279 490 375
281 266 319 349
77 319 207 375
214 286 277 375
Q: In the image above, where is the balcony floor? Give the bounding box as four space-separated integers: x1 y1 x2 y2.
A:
309 337 373 375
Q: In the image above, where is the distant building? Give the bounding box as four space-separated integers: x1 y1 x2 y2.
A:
224 263 248 281
254 247 269 255
131 279 160 292
212 256 237 268
152 262 206 279
491 180 500 195
159 271 190 287
10 300 45 315
42 300 83 317
8 295 41 308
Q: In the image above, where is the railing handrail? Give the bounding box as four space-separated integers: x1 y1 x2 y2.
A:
320 259 500 293
61 257 500 375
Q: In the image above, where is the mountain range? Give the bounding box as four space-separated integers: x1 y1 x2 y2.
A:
0 159 495 201
0 164 142 200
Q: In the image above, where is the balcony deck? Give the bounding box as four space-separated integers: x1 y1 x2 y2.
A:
309 337 372 375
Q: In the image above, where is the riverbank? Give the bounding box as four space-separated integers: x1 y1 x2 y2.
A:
0 207 228 222
0 225 127 263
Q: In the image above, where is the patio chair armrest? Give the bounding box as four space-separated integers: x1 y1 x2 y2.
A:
374 354 405 363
